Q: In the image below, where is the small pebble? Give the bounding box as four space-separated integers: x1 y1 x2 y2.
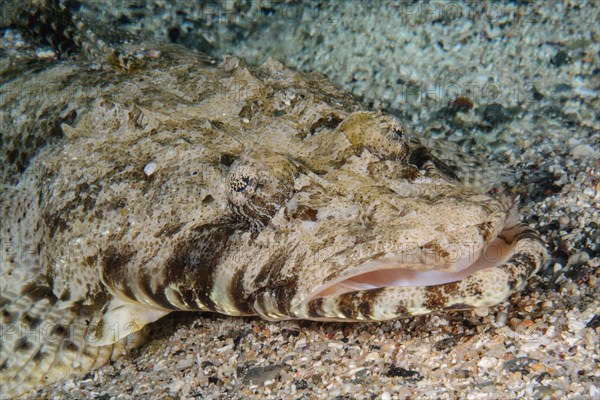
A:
530 363 546 373
570 144 595 158
495 311 508 326
144 161 157 176
474 308 489 317
36 49 56 58
478 357 499 370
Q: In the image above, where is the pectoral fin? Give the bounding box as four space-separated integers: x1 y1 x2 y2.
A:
92 297 170 346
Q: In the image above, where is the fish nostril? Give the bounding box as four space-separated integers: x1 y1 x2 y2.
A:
219 153 237 167
309 114 344 136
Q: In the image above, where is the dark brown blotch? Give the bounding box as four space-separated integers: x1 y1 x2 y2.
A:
44 213 69 237
425 285 458 310
20 283 58 305
252 249 297 315
63 340 79 352
128 106 145 129
443 281 461 295
165 222 236 311
395 304 411 318
75 182 97 213
400 165 420 180
288 205 318 222
58 289 72 302
229 268 253 315
51 324 67 337
408 146 460 182
85 254 98 267
506 253 537 288
101 244 137 290
138 275 179 310
254 249 289 288
16 338 33 352
219 153 237 167
154 221 185 238
424 282 460 310
466 281 484 297
272 275 299 316
309 114 343 135
421 240 450 259
32 350 45 362
307 298 324 318
2 309 16 324
93 319 105 340
337 293 356 319
23 314 42 329
358 288 385 319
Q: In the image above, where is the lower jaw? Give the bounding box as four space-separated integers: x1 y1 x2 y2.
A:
307 224 529 301
251 224 544 322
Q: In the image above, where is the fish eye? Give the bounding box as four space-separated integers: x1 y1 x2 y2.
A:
230 175 256 193
227 162 259 198
392 127 403 139
226 155 296 230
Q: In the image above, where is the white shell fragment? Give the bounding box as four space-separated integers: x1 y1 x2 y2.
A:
144 161 157 176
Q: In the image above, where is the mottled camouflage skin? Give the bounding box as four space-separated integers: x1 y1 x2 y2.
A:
0 1 547 397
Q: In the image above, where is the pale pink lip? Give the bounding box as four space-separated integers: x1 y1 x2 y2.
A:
307 231 517 300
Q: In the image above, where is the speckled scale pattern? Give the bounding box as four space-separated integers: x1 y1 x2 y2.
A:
0 1 547 397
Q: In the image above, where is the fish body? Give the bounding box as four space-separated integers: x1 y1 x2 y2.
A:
0 1 547 397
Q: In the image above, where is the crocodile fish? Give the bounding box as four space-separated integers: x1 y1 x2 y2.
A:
0 1 547 397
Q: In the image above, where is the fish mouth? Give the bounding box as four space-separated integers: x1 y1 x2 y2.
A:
306 228 520 301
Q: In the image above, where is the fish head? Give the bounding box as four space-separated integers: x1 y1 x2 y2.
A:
70 61 545 324
204 111 547 321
